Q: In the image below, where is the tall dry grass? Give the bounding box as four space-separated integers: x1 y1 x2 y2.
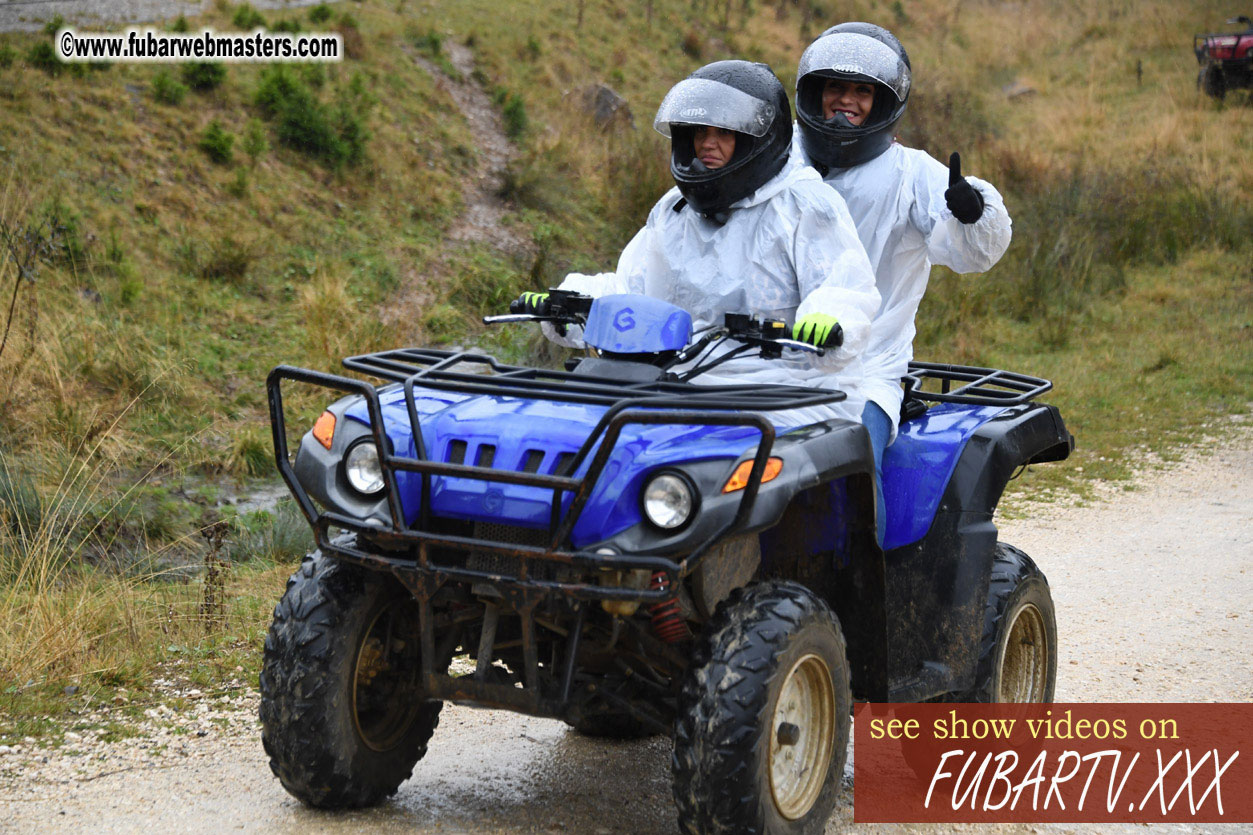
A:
0 405 189 689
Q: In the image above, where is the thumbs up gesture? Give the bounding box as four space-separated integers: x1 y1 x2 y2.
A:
944 152 985 224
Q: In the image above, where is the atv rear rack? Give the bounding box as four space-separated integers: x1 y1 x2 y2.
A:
268 349 845 604
902 361 1052 406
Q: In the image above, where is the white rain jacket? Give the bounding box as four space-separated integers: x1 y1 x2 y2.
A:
545 164 880 426
794 137 1012 438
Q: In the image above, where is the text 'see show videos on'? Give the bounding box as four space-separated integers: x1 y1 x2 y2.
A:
854 703 1250 824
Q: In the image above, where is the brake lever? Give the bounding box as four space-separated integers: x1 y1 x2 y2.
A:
482 312 587 327
771 337 826 357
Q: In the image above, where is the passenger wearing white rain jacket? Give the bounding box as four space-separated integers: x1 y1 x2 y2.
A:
520 60 880 430
794 23 1012 542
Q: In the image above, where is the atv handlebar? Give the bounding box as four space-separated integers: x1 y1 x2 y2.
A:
484 291 827 362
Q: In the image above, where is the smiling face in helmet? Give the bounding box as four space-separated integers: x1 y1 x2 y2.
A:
693 126 737 169
821 79 875 125
796 27 911 170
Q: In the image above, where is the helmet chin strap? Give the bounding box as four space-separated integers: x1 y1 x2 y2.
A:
824 112 856 128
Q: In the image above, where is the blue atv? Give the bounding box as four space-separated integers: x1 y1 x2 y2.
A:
260 290 1073 833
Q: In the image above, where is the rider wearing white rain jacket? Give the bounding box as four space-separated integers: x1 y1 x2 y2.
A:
547 163 880 426
793 24 1011 544
794 25 1012 441
795 139 1012 435
534 61 880 428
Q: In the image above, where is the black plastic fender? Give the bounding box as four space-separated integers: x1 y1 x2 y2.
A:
883 403 1072 701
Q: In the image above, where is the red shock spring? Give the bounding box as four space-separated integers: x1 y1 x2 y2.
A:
649 571 689 643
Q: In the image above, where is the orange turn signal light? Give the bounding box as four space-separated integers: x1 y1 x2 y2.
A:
722 457 783 493
312 410 336 450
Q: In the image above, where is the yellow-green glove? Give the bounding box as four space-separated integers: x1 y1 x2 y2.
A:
510 291 550 315
792 313 843 348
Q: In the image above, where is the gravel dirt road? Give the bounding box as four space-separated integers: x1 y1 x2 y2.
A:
1 420 1249 833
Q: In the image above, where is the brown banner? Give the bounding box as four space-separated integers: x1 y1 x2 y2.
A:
853 703 1252 823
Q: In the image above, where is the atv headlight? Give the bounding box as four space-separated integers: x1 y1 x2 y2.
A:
642 472 694 530
344 440 386 496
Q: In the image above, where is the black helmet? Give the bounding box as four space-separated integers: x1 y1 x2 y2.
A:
796 23 911 171
653 60 793 217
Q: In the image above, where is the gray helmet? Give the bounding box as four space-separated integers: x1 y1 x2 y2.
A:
654 60 793 218
796 23 911 171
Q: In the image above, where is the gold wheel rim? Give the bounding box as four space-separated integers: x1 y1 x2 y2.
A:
768 653 836 820
352 600 421 752
997 602 1049 702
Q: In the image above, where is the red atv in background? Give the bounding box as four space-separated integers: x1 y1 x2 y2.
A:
1196 15 1253 99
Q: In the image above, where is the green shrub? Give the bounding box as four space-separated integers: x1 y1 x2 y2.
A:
422 303 466 339
170 14 189 33
271 19 303 34
226 167 249 197
43 14 64 37
253 65 370 168
198 120 235 164
253 63 306 117
499 143 576 214
198 234 254 283
151 69 188 105
0 44 15 70
118 275 143 305
413 29 442 55
26 42 62 76
274 93 341 160
42 199 88 270
226 500 310 563
449 257 525 316
309 4 333 24
299 63 325 89
525 34 542 60
242 118 268 165
502 93 528 139
181 61 226 91
231 3 266 29
229 426 272 477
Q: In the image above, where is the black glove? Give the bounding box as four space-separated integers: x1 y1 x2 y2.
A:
944 152 985 224
509 291 550 315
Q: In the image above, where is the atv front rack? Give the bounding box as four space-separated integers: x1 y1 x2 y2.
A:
268 349 844 605
902 361 1052 406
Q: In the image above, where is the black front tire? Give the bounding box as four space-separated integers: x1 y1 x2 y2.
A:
259 552 442 809
1201 63 1227 99
672 581 852 835
965 542 1058 702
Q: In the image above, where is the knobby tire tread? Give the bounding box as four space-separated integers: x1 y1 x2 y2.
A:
259 553 441 809
672 580 851 835
969 542 1056 703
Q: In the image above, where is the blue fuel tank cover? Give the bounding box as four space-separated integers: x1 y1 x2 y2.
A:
583 294 693 354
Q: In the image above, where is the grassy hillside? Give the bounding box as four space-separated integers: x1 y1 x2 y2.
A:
0 0 1249 722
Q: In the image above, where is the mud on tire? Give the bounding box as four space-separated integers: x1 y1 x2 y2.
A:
672 580 852 835
259 552 442 808
966 542 1057 702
